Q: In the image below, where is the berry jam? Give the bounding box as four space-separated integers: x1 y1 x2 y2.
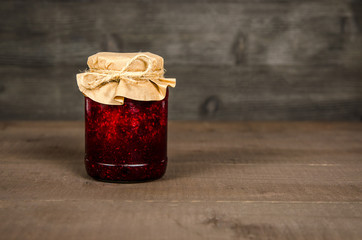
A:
84 91 168 182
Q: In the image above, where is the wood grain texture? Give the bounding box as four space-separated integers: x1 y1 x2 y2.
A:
0 121 361 239
0 65 361 121
0 0 362 120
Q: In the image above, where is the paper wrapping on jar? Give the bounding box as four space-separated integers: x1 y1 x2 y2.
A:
76 52 176 105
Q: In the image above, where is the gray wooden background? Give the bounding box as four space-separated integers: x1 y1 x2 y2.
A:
0 0 361 120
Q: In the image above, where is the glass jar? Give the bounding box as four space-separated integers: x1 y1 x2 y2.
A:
84 90 169 182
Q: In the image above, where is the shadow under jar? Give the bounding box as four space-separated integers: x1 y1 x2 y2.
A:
84 90 168 182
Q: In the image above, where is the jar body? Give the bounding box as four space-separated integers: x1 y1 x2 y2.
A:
84 91 168 182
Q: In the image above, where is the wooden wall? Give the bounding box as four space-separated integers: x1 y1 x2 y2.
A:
0 0 361 120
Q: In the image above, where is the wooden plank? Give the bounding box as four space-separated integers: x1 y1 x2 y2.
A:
0 65 361 120
1 200 361 240
0 121 361 201
169 65 362 120
0 121 361 239
0 1 362 120
0 1 361 67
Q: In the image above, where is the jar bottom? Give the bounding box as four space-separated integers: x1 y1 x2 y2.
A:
84 158 167 183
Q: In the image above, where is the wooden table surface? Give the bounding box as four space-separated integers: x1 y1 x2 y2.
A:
1 121 361 240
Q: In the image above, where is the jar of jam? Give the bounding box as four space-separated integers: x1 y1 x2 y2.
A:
76 52 176 182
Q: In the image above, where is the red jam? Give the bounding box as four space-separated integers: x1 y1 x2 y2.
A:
84 91 168 182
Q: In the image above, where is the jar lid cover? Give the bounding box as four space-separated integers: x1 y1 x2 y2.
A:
76 52 176 105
